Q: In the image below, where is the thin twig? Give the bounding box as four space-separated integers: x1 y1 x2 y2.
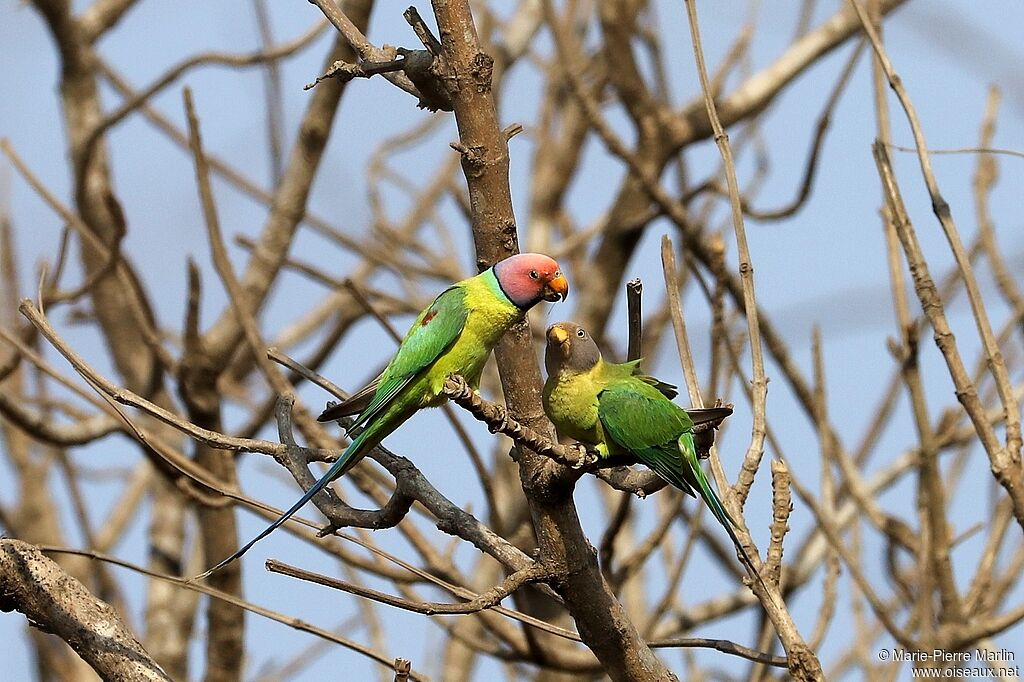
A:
36 545 428 680
852 0 1022 500
625 278 643 362
887 143 1024 160
872 142 1024 530
267 559 551 615
307 0 418 97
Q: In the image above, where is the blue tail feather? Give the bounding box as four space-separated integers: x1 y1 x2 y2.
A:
188 430 371 582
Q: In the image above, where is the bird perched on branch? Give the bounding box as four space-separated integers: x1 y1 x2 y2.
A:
542 321 769 593
193 253 569 581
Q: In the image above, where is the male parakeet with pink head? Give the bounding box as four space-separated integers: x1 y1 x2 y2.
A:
194 254 568 580
542 321 768 589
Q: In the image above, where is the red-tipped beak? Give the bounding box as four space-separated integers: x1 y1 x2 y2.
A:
543 273 569 302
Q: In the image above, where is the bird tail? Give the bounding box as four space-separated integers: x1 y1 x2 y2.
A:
317 376 381 424
677 433 775 603
188 427 377 583
685 406 734 427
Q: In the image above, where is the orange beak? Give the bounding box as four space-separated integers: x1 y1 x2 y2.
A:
543 272 569 302
547 324 570 347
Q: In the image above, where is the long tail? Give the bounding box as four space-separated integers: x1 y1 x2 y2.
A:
677 433 775 602
188 427 377 582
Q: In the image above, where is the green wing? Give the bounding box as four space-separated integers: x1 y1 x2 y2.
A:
346 285 468 430
597 379 693 450
597 380 696 495
599 380 771 596
597 381 738 525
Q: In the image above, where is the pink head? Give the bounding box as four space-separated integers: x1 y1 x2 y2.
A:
492 253 569 309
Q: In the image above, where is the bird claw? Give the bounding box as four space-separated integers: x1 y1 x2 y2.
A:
487 417 508 435
571 444 599 469
316 523 338 538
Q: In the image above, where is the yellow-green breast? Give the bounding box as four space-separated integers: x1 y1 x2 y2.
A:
543 360 609 445
424 270 523 400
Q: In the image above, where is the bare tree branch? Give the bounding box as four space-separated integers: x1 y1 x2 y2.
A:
0 539 171 682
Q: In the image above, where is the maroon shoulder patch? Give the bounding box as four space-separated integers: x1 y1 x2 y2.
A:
421 309 438 326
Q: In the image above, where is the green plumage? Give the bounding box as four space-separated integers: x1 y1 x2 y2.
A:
543 322 768 593
193 255 568 581
331 272 526 463
333 273 523 469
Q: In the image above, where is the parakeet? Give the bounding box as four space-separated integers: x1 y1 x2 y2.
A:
193 254 568 580
542 321 768 590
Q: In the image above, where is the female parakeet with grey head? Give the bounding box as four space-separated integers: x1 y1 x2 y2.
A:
193 254 569 580
542 321 769 591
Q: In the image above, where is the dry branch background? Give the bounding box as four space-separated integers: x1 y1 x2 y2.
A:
1 0 1023 680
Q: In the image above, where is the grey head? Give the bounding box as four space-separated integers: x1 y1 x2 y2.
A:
545 321 601 377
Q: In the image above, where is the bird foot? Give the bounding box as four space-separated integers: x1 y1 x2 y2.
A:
571 444 600 469
316 523 339 538
486 416 509 435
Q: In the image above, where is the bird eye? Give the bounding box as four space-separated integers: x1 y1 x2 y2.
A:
529 270 539 280
576 329 586 338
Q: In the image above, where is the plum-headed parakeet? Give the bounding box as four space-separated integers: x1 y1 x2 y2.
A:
194 254 568 580
542 321 767 588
